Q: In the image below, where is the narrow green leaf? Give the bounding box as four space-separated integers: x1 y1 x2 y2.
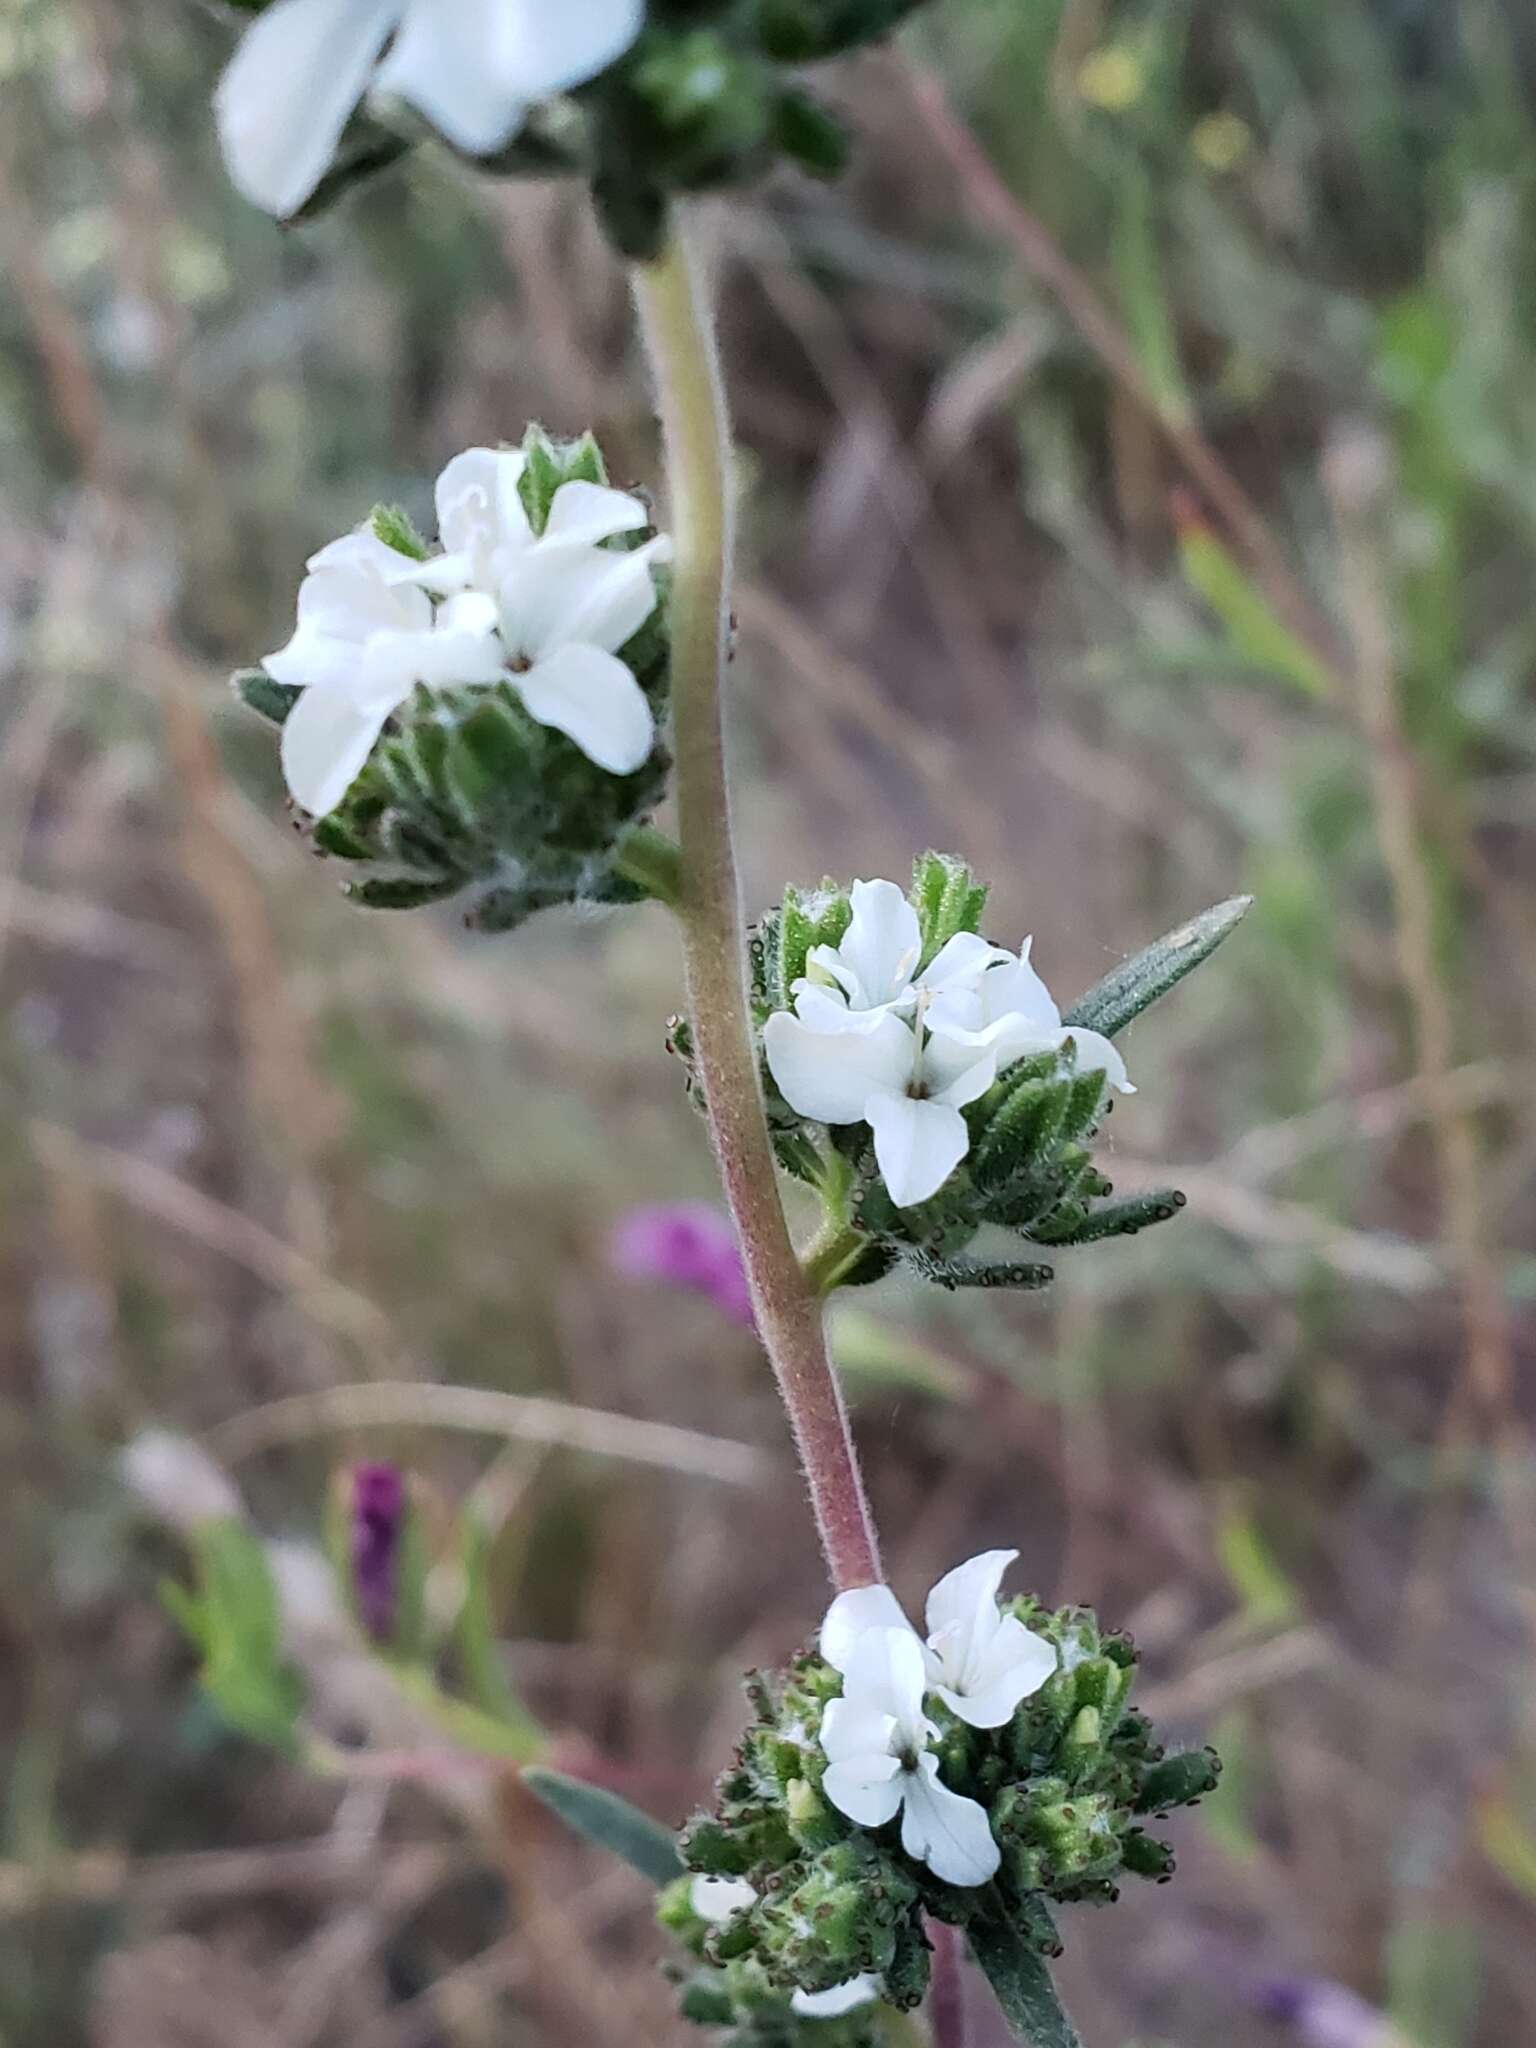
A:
453 1513 542 1750
1177 520 1333 699
522 1767 685 1887
1063 896 1252 1040
969 1920 1083 2048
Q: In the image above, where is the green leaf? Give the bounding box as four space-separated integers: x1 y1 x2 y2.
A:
969 1919 1083 2047
169 1522 306 1754
232 667 301 727
522 1768 685 1887
1063 896 1252 1040
452 1513 542 1749
1176 517 1333 699
828 1307 970 1398
1113 163 1189 423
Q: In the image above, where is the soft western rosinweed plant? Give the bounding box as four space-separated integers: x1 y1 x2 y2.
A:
193 6 1254 2040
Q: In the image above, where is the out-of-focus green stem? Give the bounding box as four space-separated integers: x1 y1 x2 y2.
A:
611 822 683 906
631 219 881 1592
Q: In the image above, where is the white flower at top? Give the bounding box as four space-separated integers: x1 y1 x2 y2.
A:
821 1551 1058 1731
819 1627 1000 1887
216 0 645 218
763 878 1133 1208
687 1878 881 2018
265 447 669 816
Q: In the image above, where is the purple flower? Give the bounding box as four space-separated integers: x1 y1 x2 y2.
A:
609 1203 755 1329
350 1461 406 1643
1255 1977 1397 2048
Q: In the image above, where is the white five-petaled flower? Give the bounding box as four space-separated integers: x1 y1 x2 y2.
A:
424 447 669 775
687 1879 881 2018
821 1550 1058 1731
763 878 1134 1208
216 0 645 218
266 448 668 815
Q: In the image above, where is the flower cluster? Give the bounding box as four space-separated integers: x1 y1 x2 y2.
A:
666 1550 1219 2028
667 854 1194 1287
234 425 674 931
213 0 933 253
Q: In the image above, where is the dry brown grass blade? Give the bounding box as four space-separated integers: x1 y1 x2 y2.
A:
209 1381 766 1485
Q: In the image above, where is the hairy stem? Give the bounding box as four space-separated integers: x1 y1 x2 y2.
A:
928 1921 969 2048
632 217 882 1592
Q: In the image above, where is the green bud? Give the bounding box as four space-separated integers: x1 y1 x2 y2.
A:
786 1775 843 1853
1135 1747 1223 1815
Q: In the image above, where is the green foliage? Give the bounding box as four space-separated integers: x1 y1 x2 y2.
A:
162 1521 304 1754
523 1767 686 1888
968 1920 1083 2048
1062 895 1253 1039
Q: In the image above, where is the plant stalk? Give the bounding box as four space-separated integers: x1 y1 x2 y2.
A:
631 216 882 1592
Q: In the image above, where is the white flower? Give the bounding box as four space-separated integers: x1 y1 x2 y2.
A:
265 449 669 812
790 1977 883 2019
425 447 668 773
763 885 1134 1208
688 1875 758 1923
819 1627 1000 1887
821 1551 1057 1731
265 529 505 817
687 1878 880 2018
926 939 1134 1098
216 0 645 218
797 878 1005 1026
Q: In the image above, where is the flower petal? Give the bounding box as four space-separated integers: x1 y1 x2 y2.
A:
762 1011 913 1127
840 1627 930 1738
215 0 397 218
1057 1026 1134 1095
935 1620 1058 1729
837 879 922 1010
690 1875 757 1924
821 1583 912 1673
819 1695 900 1766
501 545 660 660
921 1029 1000 1111
375 0 528 153
307 528 427 583
979 940 1061 1033
899 1756 1000 1886
493 0 645 100
791 1976 882 2019
542 480 651 548
279 678 399 815
434 446 531 563
821 1756 904 1829
865 1092 970 1208
917 930 1009 995
924 1550 1017 1680
514 643 653 772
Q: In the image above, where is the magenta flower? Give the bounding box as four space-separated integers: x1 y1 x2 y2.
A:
350 1461 406 1643
1256 1977 1399 2048
609 1202 755 1329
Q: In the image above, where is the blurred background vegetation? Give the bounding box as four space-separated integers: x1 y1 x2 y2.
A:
2 0 1534 2040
